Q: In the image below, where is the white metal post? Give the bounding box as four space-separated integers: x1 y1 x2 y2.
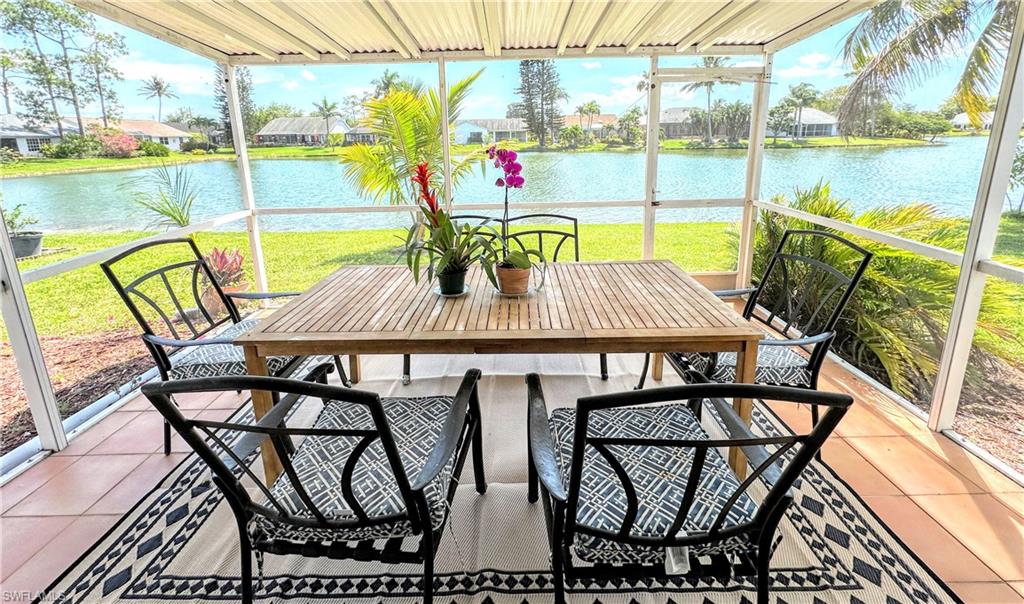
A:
737 53 773 287
224 62 268 293
642 55 660 259
438 57 454 209
0 218 67 451
929 0 1024 431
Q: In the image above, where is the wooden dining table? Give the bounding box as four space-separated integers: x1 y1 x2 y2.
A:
235 260 764 483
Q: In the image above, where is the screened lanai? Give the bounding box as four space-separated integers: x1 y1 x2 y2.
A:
1 1 1023 603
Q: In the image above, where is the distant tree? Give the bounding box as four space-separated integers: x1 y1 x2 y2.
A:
139 75 176 122
311 97 340 148
813 85 848 115
339 93 367 126
1007 141 1024 214
785 82 819 139
937 94 997 120
618 106 644 145
187 115 218 140
250 102 303 134
716 100 751 143
371 69 415 98
767 104 795 144
514 59 566 147
165 107 195 124
214 64 255 143
0 50 15 114
682 56 738 143
582 100 600 132
559 124 586 149
80 29 126 128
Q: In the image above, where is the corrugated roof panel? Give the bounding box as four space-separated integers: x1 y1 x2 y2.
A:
393 1 478 52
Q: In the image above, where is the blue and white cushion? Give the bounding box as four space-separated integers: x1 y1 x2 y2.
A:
548 403 759 564
672 339 813 387
168 319 296 379
248 395 458 546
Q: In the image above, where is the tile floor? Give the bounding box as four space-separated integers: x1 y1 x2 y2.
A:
1 355 1022 603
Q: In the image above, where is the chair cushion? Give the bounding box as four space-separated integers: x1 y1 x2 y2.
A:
671 340 813 387
548 403 759 565
248 395 458 546
167 319 296 380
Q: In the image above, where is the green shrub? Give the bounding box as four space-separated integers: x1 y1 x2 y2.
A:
40 134 101 159
0 147 22 165
181 139 217 153
190 149 207 155
139 140 170 157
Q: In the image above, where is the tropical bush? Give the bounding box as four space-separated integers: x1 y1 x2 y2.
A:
751 182 1016 402
0 147 22 165
181 139 217 153
122 163 197 229
139 140 170 157
40 134 101 159
204 248 245 286
96 131 139 158
3 203 39 234
190 149 207 155
559 124 587 149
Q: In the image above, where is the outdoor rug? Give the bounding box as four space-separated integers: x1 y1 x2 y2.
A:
39 354 960 603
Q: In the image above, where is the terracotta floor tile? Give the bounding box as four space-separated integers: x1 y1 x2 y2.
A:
0 515 120 600
994 492 1024 517
1011 583 1024 598
205 390 247 410
949 582 1024 603
117 393 154 412
832 400 913 438
0 456 79 514
846 436 984 495
88 410 198 455
0 516 75 580
172 391 222 410
908 430 1024 496
822 440 902 496
912 494 1024 581
863 495 1001 583
763 400 814 433
55 411 142 457
5 455 148 516
84 453 186 515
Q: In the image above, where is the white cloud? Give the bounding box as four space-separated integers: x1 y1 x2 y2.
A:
300 69 316 81
581 61 601 70
776 52 845 80
281 80 300 91
799 52 831 67
112 55 215 96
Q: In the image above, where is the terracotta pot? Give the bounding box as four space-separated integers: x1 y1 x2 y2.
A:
437 269 467 296
496 266 530 295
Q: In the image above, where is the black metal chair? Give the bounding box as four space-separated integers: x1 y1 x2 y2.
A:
636 229 871 423
142 364 487 604
402 213 607 382
101 238 350 454
526 374 851 604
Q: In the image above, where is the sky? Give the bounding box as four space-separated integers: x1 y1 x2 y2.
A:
5 9 979 123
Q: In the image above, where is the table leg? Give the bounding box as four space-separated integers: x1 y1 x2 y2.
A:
243 345 284 485
652 352 664 381
349 354 361 384
729 339 759 479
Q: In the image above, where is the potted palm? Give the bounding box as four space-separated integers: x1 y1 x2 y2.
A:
480 146 545 295
3 203 43 259
201 247 247 313
403 163 494 296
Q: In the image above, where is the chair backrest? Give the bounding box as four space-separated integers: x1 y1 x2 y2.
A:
745 229 872 349
101 239 240 353
450 213 580 262
563 383 851 550
141 369 430 534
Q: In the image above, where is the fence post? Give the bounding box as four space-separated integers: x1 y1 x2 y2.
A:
224 62 268 293
438 57 454 210
0 217 66 452
642 55 660 259
929 0 1024 431
737 53 773 287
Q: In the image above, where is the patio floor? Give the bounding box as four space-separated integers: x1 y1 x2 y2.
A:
1 352 1022 603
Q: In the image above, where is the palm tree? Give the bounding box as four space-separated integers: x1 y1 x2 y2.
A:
682 57 738 143
583 100 601 132
839 0 1015 130
187 116 217 141
786 83 820 139
138 76 177 122
311 98 340 148
575 103 587 132
339 70 485 206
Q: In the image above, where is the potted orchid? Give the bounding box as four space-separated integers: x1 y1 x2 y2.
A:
403 163 496 296
479 146 545 295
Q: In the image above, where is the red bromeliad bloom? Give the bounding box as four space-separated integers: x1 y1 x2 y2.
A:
412 162 441 226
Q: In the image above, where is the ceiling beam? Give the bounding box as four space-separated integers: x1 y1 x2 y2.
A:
555 0 585 55
266 1 351 60
219 1 321 61
472 0 500 57
695 2 765 52
68 0 229 62
363 0 421 59
764 1 874 52
584 0 618 54
160 1 279 61
674 1 754 52
625 1 674 54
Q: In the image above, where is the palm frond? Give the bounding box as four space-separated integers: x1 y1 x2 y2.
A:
955 0 1014 127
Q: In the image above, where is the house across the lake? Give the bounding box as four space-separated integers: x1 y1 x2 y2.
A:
790 107 838 137
562 113 619 139
463 118 529 142
951 111 994 130
659 107 699 139
343 125 377 145
0 114 191 154
254 116 348 145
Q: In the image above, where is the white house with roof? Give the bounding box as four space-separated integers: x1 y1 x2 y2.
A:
659 107 699 139
453 121 490 144
0 114 191 155
562 113 619 139
254 116 349 145
951 111 994 130
791 107 838 137
464 118 528 142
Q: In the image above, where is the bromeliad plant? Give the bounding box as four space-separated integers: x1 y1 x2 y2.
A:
403 163 496 295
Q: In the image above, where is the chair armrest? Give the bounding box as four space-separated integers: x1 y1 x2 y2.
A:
411 368 481 491
143 333 234 348
225 291 301 300
713 287 757 299
705 397 788 488
526 373 567 502
757 332 834 347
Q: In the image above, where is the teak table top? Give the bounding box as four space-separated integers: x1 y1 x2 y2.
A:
234 260 763 356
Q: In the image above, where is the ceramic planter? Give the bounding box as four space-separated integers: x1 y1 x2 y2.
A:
496 265 530 295
11 232 43 258
437 269 468 296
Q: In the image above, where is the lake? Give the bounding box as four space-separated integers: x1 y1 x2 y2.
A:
1 136 992 232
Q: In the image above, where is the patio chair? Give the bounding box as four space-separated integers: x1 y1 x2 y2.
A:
403 213 607 381
101 238 350 455
142 364 487 604
526 374 852 604
635 229 871 425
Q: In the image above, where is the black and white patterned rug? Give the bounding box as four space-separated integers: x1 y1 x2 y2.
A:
37 357 961 603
